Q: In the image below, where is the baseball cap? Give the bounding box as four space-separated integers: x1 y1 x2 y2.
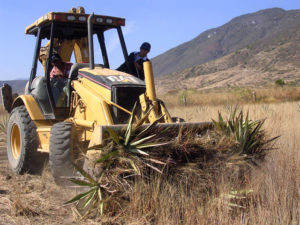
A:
140 42 151 51
51 53 62 62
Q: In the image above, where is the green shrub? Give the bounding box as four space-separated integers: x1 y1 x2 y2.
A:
232 88 253 102
275 79 285 86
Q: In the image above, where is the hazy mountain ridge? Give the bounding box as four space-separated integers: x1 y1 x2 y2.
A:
0 80 27 94
152 8 300 78
156 38 300 94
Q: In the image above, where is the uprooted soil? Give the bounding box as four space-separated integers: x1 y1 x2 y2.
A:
0 133 98 225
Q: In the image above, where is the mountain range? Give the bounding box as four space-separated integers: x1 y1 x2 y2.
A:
152 8 300 93
0 80 27 94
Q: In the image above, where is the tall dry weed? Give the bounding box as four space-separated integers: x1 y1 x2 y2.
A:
166 102 300 224
0 113 9 134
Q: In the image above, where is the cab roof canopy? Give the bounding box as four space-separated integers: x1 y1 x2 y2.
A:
25 12 125 39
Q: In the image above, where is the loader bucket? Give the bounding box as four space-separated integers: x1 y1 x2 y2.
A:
88 122 213 147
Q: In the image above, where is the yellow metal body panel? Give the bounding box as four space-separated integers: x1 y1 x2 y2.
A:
11 124 21 159
13 95 44 120
144 61 157 101
40 38 89 72
76 68 134 115
36 126 51 151
160 103 173 123
25 12 125 34
25 12 52 33
88 126 103 148
71 78 113 126
144 61 159 120
74 38 89 63
51 38 89 63
56 39 74 62
80 67 133 77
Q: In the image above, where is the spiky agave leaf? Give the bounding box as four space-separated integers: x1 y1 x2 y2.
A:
213 106 277 165
212 111 227 133
118 157 140 174
98 189 104 215
65 187 97 205
96 150 118 163
134 105 153 129
133 114 165 140
128 148 149 156
135 141 171 149
106 128 121 145
72 163 98 185
82 188 98 209
69 179 96 187
67 101 171 218
124 102 138 146
129 134 156 146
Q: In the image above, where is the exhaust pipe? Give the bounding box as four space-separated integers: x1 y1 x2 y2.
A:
88 13 94 69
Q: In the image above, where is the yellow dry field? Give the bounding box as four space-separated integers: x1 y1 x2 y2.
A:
168 102 299 224
0 101 299 224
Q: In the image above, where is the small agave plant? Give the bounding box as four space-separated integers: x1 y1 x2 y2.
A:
65 103 169 218
212 105 279 165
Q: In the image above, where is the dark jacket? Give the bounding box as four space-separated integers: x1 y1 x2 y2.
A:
117 52 149 81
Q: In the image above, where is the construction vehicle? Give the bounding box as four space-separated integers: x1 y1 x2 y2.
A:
1 7 210 184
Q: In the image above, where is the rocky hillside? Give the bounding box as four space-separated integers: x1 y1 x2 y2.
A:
152 8 300 75
153 8 300 93
156 40 300 93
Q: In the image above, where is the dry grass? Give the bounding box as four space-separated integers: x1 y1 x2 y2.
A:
161 86 300 108
80 102 299 224
0 101 299 224
166 102 300 225
0 112 9 134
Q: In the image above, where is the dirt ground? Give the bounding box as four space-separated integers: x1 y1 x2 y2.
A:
0 133 98 225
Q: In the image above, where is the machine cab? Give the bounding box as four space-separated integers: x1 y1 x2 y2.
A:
24 7 142 120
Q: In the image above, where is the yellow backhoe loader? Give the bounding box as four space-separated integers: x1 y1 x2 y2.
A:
1 7 211 184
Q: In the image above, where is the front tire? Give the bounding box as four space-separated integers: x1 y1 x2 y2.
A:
49 122 79 185
7 106 39 174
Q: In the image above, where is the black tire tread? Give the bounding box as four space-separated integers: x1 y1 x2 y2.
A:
7 106 39 174
49 122 76 185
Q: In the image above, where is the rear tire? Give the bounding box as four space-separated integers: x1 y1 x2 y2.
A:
49 122 78 185
7 106 39 174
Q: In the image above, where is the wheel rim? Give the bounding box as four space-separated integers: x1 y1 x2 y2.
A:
11 124 21 159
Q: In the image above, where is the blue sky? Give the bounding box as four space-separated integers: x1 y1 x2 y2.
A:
1 0 300 80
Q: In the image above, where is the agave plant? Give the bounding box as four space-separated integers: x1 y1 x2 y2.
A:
66 103 170 217
212 106 279 165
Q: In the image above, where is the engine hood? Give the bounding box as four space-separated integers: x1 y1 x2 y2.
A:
78 67 145 90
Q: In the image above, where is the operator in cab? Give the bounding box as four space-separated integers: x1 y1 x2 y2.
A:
50 53 72 105
117 42 151 81
50 53 72 80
